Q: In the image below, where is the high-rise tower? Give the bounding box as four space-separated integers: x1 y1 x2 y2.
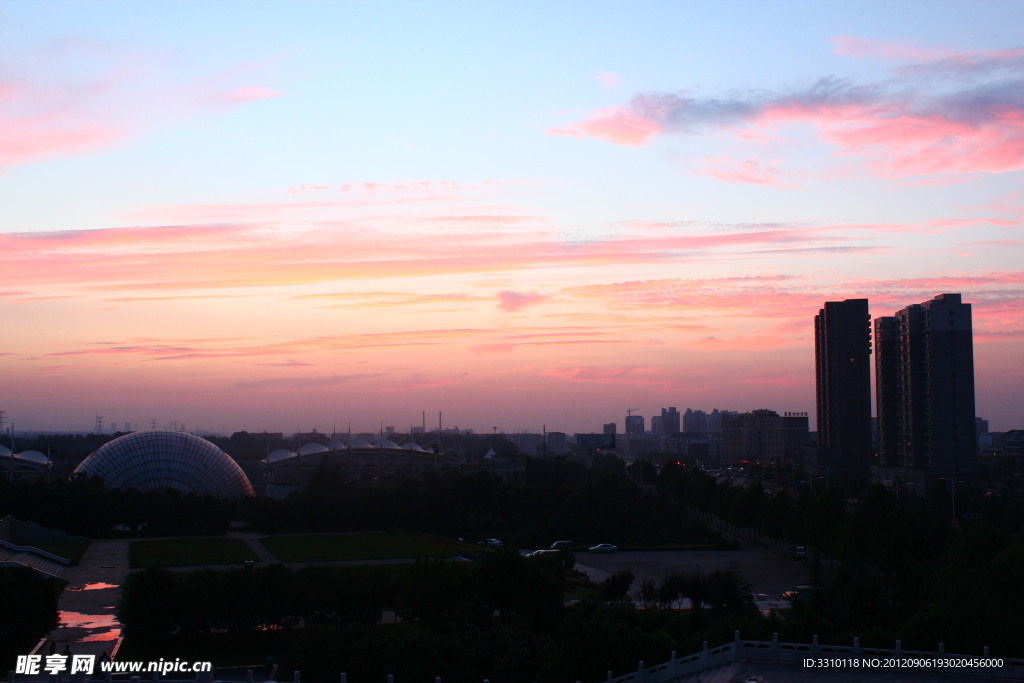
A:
814 298 872 487
874 293 976 476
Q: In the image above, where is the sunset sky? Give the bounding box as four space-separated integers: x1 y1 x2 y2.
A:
2 0 1022 435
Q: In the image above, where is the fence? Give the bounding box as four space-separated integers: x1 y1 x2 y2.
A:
606 631 1024 682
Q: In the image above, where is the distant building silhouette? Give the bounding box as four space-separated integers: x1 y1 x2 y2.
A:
721 409 809 466
603 422 616 435
683 408 708 433
658 407 680 435
546 431 568 455
651 415 663 435
874 293 976 476
625 415 645 435
815 298 872 488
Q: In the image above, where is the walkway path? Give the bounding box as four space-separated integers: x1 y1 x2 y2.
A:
34 540 130 659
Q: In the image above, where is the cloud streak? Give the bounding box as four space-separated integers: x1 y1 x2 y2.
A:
549 38 1024 178
0 41 283 170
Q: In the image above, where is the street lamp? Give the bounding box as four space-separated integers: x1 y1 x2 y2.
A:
938 478 965 519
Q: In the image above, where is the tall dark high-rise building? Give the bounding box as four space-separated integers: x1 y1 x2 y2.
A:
625 415 645 435
874 293 976 476
683 408 709 433
659 407 680 435
814 298 872 486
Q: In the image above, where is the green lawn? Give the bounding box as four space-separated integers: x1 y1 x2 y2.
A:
258 531 475 563
130 537 259 568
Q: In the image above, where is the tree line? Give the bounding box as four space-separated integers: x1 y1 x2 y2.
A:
656 464 1024 655
120 550 766 682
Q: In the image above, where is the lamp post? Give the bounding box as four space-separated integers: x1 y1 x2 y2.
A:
938 478 965 520
951 480 963 519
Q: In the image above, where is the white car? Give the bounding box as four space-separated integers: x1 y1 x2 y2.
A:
478 538 503 548
588 543 618 553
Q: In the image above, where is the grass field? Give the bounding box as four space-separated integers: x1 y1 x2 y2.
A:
258 531 475 563
130 537 260 568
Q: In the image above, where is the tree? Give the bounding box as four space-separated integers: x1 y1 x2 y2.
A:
0 568 60 665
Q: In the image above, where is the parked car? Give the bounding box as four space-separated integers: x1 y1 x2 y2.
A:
526 549 561 558
550 540 573 550
478 538 503 548
588 543 618 553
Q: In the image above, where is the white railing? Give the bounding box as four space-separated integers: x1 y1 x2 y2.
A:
0 538 72 565
604 631 1024 682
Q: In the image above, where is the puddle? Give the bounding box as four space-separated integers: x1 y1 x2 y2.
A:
67 582 118 592
59 611 119 630
82 628 121 643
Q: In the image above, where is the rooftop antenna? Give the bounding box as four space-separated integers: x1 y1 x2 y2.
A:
95 414 104 433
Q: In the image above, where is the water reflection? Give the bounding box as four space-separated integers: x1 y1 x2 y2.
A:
59 611 118 630
82 628 121 643
67 582 118 591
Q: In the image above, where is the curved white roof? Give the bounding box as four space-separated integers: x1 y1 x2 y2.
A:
13 450 50 466
374 439 400 450
265 448 295 464
401 442 425 452
348 438 372 448
0 445 11 457
297 442 330 455
329 439 347 450
15 450 50 465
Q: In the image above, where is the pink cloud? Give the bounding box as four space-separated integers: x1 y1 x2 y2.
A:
831 36 953 62
690 335 799 351
835 37 1024 77
0 217 925 299
542 365 673 388
594 71 621 89
549 39 1024 177
697 156 791 187
547 106 661 146
470 343 516 354
217 86 282 104
498 290 547 312
0 44 284 170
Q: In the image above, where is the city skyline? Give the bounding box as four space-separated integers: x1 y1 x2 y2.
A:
2 1 1023 434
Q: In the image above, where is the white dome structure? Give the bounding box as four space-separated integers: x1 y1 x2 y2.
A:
74 430 254 499
265 448 295 464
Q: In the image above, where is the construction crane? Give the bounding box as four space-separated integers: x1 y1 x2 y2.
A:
626 407 639 417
